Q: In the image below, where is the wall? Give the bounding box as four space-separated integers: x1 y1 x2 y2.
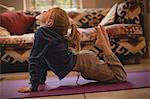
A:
0 0 123 10
147 0 150 42
82 0 123 8
0 0 124 11
143 0 150 57
0 0 23 13
144 0 150 39
0 0 123 12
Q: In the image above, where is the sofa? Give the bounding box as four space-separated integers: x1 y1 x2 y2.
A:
0 1 146 73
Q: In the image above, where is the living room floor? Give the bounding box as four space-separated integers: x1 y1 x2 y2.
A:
1 58 150 99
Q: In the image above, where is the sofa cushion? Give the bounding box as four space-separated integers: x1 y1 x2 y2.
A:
0 33 34 49
0 11 35 35
1 49 31 64
68 8 109 28
100 3 118 26
75 24 143 42
0 26 10 36
110 36 146 64
80 35 146 64
116 1 141 24
105 24 143 38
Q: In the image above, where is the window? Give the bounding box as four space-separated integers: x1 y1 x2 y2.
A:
24 0 82 11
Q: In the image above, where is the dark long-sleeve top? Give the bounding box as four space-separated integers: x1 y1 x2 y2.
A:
29 26 77 84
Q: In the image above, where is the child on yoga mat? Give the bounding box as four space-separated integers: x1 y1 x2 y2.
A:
18 7 127 92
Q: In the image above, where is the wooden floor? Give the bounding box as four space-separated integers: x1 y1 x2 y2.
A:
0 59 150 99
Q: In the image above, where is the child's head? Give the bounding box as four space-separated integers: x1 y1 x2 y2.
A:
39 7 70 35
38 7 81 52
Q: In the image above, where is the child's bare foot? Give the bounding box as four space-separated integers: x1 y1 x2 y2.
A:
95 25 108 49
95 25 113 56
18 87 32 93
100 25 111 48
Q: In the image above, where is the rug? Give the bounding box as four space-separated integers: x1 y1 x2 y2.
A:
0 70 150 99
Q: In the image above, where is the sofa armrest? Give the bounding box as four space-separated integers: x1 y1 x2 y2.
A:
0 33 34 50
0 33 34 45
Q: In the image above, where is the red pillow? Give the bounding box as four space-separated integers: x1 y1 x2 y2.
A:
0 11 35 35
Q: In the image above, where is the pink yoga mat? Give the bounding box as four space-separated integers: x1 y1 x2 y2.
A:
0 71 150 99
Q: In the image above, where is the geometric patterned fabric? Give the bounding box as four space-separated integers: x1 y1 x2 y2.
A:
1 36 146 65
0 1 146 73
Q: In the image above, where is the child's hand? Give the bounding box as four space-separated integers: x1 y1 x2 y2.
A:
18 87 32 93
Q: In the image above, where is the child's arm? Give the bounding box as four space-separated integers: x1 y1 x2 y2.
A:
18 27 53 92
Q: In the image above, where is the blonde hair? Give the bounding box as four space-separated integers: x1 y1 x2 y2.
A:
40 7 81 52
69 24 81 52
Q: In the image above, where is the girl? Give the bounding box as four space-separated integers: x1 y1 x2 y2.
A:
18 7 126 92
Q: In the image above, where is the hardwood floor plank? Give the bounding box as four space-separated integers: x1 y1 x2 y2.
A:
25 94 85 99
85 88 150 99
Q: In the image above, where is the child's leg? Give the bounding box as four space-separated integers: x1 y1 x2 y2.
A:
73 52 126 83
